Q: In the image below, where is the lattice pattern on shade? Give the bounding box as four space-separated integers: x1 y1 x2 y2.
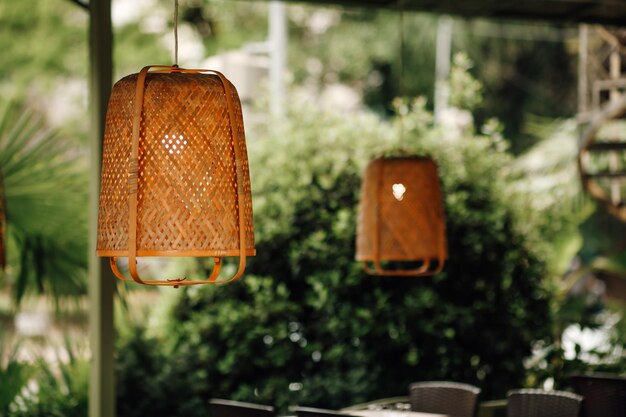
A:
97 66 254 286
98 71 254 256
356 156 446 276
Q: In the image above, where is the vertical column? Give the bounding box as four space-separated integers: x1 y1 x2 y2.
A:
269 1 287 119
577 24 588 116
434 15 453 123
88 1 115 417
609 49 621 103
609 48 622 206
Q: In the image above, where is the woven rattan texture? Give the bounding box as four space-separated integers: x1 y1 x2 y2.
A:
506 389 582 417
356 156 446 262
571 374 626 417
408 381 480 417
97 72 254 256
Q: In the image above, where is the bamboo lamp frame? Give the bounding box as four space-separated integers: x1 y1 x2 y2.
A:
356 156 446 276
96 65 255 286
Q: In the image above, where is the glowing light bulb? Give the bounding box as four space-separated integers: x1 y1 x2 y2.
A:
392 183 406 201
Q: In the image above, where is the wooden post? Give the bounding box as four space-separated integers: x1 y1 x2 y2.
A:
269 1 287 119
577 24 588 116
88 1 115 416
434 15 453 123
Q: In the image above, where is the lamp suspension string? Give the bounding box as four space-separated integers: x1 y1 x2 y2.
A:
399 10 405 97
174 0 179 67
398 8 406 148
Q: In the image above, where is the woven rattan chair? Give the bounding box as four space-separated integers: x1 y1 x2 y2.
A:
209 399 275 417
290 406 357 417
570 374 626 417
506 389 582 417
408 381 481 417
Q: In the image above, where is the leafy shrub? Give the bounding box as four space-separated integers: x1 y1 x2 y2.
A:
115 323 210 417
116 96 553 416
0 333 33 417
0 100 88 305
7 341 88 417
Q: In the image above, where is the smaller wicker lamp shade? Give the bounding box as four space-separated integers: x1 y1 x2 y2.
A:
97 65 255 286
356 156 446 276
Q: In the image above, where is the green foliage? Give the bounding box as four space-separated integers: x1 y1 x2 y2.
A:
449 53 484 112
115 324 210 417
454 20 577 153
0 0 86 96
509 117 626 389
0 101 88 305
114 24 172 78
287 8 438 116
0 333 33 417
0 334 88 417
116 94 553 416
9 340 89 417
185 2 577 147
509 118 589 276
194 0 269 56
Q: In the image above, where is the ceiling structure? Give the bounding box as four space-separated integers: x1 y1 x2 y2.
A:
283 0 626 26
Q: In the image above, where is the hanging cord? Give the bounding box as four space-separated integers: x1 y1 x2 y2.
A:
174 0 179 66
399 10 405 99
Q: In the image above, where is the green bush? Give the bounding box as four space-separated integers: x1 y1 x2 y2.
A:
7 341 88 417
115 324 206 417
116 96 553 417
0 334 33 417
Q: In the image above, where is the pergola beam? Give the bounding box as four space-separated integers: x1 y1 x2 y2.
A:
274 0 626 26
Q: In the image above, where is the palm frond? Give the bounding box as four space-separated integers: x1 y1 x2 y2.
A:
0 330 33 414
0 100 88 306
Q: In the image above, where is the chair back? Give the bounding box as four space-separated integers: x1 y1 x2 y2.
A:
209 398 275 417
570 374 626 417
290 406 354 417
506 389 582 417
409 381 481 417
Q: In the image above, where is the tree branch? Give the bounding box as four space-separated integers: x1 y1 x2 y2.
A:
66 0 89 11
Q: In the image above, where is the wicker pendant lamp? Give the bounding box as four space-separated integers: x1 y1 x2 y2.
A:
356 10 446 276
356 156 446 276
96 2 254 287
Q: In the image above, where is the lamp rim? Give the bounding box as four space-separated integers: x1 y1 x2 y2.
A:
369 154 438 164
355 254 447 262
97 249 256 257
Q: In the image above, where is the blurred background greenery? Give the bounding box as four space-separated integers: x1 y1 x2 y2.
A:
0 1 625 417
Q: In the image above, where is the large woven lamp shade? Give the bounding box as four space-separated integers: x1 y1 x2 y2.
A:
356 156 446 276
97 65 254 286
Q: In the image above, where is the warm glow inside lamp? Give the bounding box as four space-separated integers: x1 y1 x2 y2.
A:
96 1 254 286
356 156 446 276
